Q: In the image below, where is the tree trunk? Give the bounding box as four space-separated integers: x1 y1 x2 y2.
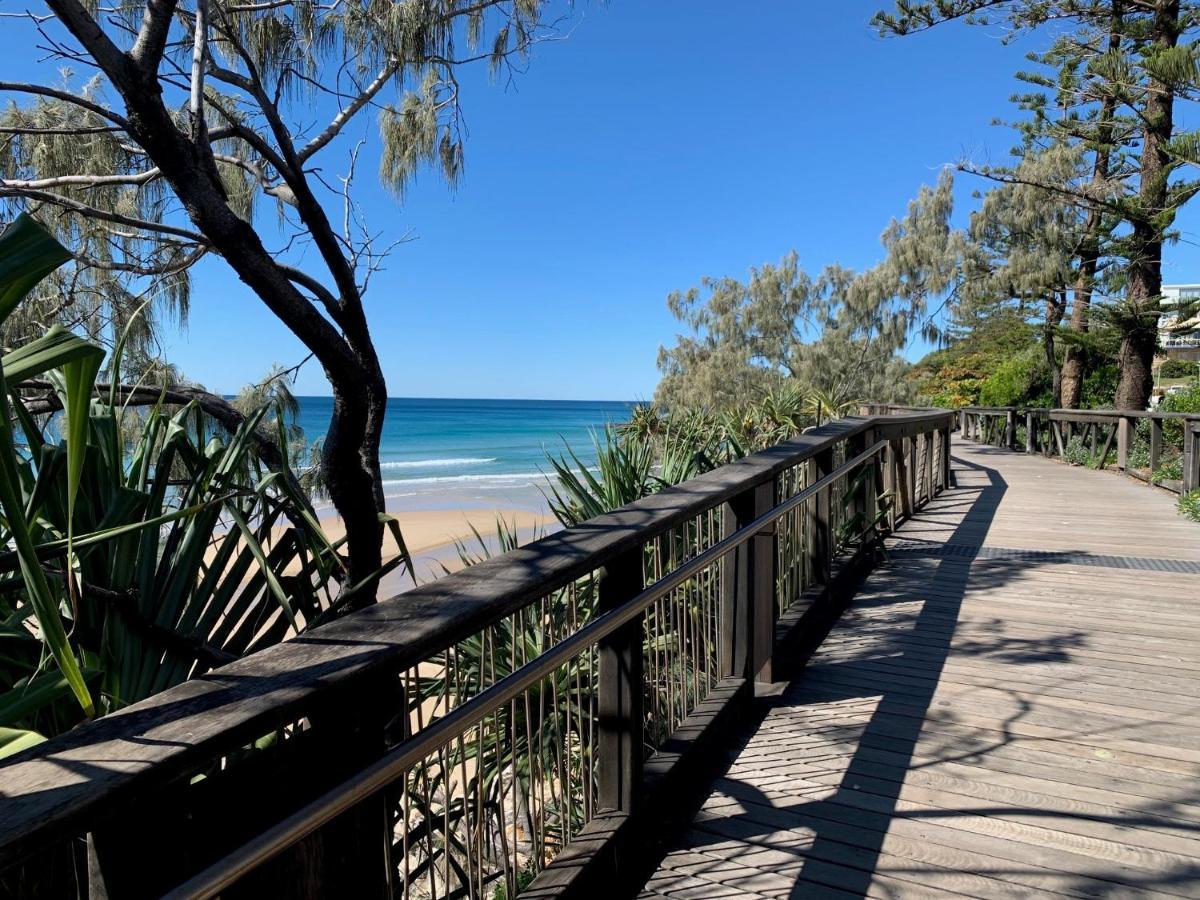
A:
1114 0 1177 411
1115 324 1157 409
1044 294 1064 408
322 355 388 610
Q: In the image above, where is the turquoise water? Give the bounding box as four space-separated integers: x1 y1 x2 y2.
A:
296 397 635 512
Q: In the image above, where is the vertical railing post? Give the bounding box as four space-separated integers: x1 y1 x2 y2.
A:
890 433 912 522
958 409 967 435
807 448 834 590
1025 411 1036 454
908 435 918 512
1117 415 1134 474
721 481 776 684
1184 422 1200 494
597 547 645 814
1150 417 1163 479
942 420 953 491
1006 409 1017 450
917 431 930 505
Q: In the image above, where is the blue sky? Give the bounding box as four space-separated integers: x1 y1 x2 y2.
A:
5 2 1198 399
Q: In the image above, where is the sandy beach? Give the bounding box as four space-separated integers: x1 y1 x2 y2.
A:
316 505 560 594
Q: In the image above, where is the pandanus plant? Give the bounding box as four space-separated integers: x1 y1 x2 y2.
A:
0 215 352 755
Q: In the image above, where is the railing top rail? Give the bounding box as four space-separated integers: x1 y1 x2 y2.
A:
904 404 1200 423
0 409 953 867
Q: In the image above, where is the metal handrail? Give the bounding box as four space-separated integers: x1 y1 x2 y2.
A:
164 440 891 899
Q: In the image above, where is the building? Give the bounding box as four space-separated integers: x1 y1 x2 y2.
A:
1160 283 1200 361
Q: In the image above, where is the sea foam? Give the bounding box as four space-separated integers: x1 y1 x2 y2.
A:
379 457 498 470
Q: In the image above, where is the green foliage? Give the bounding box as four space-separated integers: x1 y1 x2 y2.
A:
1159 359 1199 379
1160 379 1200 415
1062 436 1091 467
0 218 346 752
1080 364 1119 409
1178 489 1200 524
1159 378 1200 447
1126 438 1151 470
978 349 1053 408
1153 458 1183 484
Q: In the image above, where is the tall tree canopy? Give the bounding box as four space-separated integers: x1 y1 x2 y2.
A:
0 0 558 607
875 0 1200 410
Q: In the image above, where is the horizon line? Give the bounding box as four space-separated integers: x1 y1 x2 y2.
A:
270 395 645 404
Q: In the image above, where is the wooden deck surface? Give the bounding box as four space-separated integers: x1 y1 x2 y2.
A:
639 441 1200 899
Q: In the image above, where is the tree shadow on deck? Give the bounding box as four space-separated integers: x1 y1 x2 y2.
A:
638 454 1200 898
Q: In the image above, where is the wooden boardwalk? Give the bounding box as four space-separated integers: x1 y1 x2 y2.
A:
639 441 1200 899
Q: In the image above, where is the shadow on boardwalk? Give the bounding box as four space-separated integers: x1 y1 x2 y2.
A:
636 451 1200 899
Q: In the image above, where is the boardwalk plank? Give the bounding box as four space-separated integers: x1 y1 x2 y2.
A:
638 442 1200 899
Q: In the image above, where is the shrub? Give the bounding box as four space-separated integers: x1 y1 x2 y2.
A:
1153 457 1184 484
1159 359 1199 379
1180 490 1200 523
1159 379 1200 448
1160 378 1200 414
1080 364 1119 409
978 350 1051 407
1062 436 1091 467
1126 440 1151 470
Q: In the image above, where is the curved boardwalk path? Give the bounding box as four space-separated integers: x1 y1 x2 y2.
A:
638 441 1200 899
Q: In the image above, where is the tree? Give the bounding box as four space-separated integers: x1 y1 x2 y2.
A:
965 148 1095 406
655 253 807 410
654 174 969 411
0 0 556 607
874 0 1200 410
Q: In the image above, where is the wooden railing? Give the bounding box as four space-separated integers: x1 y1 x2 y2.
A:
865 403 1200 494
0 411 954 900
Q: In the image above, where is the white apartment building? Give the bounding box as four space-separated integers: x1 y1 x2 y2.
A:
1161 284 1200 360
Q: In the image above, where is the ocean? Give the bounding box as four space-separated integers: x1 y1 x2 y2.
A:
295 397 636 513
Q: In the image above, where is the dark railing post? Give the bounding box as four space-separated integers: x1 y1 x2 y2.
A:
1025 411 1036 454
721 482 776 684
597 547 645 814
808 448 834 589
1005 409 1017 450
940 422 952 491
1185 422 1200 494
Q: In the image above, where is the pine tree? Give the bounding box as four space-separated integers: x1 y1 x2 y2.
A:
875 0 1200 410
